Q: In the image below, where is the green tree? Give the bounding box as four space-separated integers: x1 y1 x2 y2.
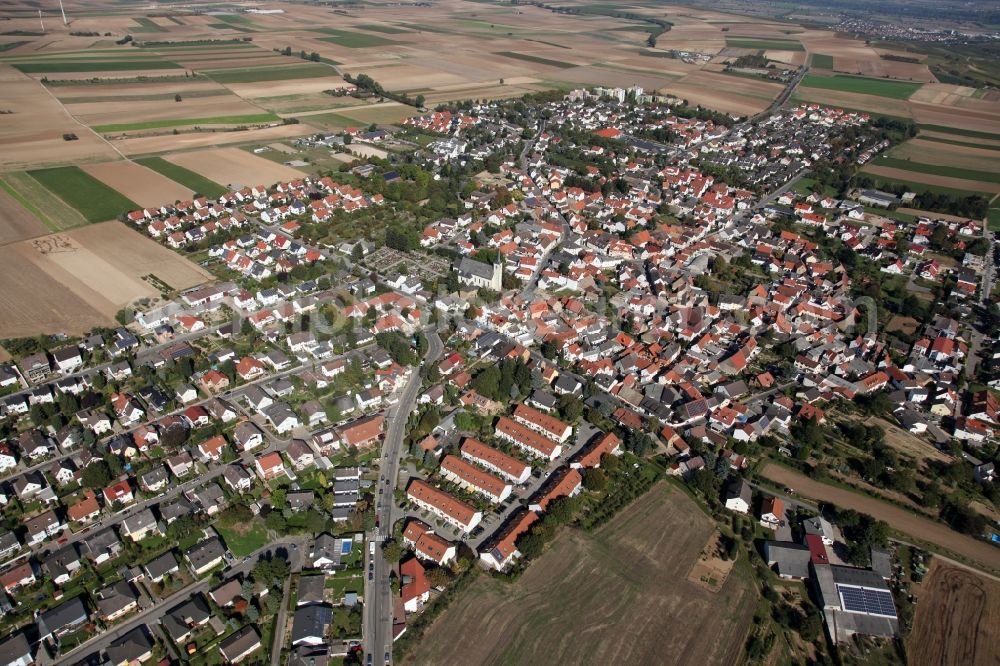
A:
582 468 608 492
81 460 113 489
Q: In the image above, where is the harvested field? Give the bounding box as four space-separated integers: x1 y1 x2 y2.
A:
760 464 1000 575
658 70 784 116
888 139 1000 173
82 161 193 208
0 186 50 245
403 483 756 666
111 124 312 155
791 88 915 119
166 147 305 189
871 156 1000 184
0 222 210 338
93 113 279 134
908 561 1000 666
331 102 422 125
67 94 269 130
0 65 119 170
862 165 1000 195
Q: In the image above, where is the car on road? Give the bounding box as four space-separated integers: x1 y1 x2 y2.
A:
385 652 391 664
367 654 373 665
368 572 373 581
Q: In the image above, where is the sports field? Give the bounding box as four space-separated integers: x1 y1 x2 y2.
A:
801 74 923 100
403 483 756 666
26 166 138 223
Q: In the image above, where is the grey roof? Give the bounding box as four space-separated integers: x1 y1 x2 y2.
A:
39 596 88 636
186 536 225 570
159 495 195 522
830 564 891 590
105 627 153 665
96 580 139 617
456 256 496 281
763 540 810 579
81 528 121 560
44 543 80 579
297 575 326 605
144 551 179 580
725 479 752 505
291 605 332 645
162 594 211 641
870 547 892 579
219 625 261 662
122 509 158 535
0 632 31 665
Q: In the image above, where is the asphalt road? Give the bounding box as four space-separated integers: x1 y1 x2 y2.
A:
364 327 443 663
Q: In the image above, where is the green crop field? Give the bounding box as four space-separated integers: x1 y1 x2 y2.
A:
13 59 181 73
93 113 279 133
811 53 833 69
917 134 1000 152
133 17 166 33
870 156 1000 184
315 28 397 48
355 23 410 34
495 51 575 68
138 39 257 49
135 157 228 198
26 166 138 223
800 74 922 99
725 37 804 51
918 124 1000 141
205 63 335 83
988 209 1000 232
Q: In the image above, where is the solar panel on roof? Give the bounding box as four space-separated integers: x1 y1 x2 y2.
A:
837 584 897 618
838 585 867 613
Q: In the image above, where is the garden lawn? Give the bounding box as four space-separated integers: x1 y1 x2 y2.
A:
215 522 268 557
135 157 228 198
26 166 138 223
800 74 922 99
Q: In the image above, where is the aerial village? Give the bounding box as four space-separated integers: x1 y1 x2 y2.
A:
0 85 996 666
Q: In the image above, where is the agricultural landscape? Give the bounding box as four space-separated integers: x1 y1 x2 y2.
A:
0 1 997 666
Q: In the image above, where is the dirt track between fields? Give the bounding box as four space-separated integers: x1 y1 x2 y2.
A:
761 464 1000 574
